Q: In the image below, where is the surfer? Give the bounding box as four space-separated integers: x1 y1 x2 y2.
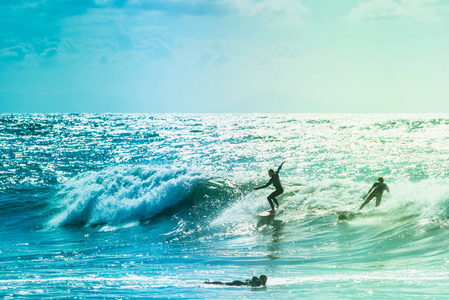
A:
254 161 286 211
359 177 390 211
205 275 267 287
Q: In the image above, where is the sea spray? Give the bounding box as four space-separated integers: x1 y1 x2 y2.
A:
48 166 207 227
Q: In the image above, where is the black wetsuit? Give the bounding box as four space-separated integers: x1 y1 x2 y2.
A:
359 181 389 210
257 164 284 210
205 277 264 287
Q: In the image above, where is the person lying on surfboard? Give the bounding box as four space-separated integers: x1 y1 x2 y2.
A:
358 177 390 211
205 275 267 287
254 161 286 211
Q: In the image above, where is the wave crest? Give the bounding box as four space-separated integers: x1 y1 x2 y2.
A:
48 166 207 227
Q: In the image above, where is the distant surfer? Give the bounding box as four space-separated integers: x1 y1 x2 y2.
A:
254 161 286 211
205 275 267 287
359 177 390 211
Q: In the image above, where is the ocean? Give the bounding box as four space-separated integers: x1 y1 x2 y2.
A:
1 113 449 299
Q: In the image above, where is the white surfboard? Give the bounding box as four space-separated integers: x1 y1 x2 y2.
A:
257 208 278 217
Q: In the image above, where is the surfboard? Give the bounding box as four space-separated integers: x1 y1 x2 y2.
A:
336 210 360 220
257 208 278 217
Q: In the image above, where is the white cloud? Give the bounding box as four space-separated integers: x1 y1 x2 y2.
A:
228 0 308 26
346 0 445 22
0 45 27 62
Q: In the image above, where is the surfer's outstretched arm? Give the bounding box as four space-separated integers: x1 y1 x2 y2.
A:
276 161 286 173
254 178 273 190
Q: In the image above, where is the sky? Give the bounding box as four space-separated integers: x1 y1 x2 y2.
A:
1 0 449 113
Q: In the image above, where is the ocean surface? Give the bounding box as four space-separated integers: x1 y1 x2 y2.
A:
2 113 449 299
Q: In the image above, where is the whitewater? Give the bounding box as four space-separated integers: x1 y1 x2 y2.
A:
1 113 449 299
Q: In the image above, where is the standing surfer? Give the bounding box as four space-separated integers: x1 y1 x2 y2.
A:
254 161 286 211
359 177 390 211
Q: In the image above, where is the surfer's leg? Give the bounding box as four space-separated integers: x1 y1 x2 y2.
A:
272 191 281 208
225 280 246 286
358 200 370 211
375 195 382 207
268 190 283 209
359 194 374 210
267 195 275 210
205 281 225 285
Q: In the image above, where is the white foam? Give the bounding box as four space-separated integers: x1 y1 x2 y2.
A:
215 178 449 226
47 166 207 228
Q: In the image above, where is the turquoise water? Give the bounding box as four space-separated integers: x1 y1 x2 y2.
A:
1 113 449 299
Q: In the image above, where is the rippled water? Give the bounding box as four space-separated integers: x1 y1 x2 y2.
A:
1 113 449 299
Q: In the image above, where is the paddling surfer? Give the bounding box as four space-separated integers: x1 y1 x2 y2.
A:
359 177 390 211
254 161 286 211
205 275 267 287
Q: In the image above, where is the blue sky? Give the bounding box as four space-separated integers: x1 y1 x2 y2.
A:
1 0 449 113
